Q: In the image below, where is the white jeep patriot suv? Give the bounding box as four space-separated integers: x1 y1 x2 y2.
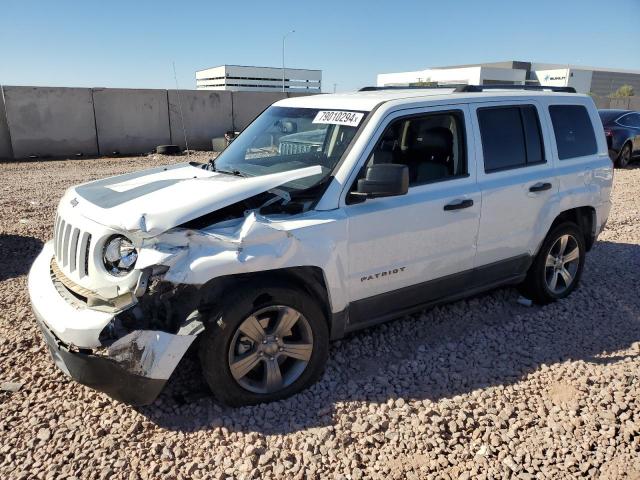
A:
28 85 613 406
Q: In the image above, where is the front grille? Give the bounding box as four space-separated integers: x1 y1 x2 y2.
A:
53 215 92 279
278 141 316 155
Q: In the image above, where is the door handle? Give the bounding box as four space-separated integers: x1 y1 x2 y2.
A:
444 199 474 211
529 182 552 193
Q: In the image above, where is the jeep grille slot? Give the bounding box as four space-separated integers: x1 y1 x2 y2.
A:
53 216 92 279
55 218 66 260
69 228 80 272
79 232 91 278
61 223 72 267
53 215 60 255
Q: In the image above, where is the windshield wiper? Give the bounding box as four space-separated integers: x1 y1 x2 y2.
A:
207 159 246 177
216 168 245 177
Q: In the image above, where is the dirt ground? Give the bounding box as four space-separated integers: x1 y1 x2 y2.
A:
0 153 639 479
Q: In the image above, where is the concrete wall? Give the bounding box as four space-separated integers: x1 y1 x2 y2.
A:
591 70 640 98
93 88 171 155
4 85 640 161
168 90 233 150
0 86 317 160
3 86 98 158
0 89 13 159
609 97 640 110
232 92 288 131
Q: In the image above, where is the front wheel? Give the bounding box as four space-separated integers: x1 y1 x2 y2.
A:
198 280 329 406
519 222 585 305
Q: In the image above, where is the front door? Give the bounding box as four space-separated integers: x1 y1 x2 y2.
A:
343 105 481 328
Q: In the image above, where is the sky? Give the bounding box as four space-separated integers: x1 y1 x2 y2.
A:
2 0 639 93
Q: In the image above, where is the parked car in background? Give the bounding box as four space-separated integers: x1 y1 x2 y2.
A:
598 109 640 167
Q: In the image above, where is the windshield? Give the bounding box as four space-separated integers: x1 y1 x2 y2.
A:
213 106 367 192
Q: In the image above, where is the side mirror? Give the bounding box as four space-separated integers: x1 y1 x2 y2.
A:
356 164 409 198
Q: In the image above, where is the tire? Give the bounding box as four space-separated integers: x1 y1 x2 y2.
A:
198 279 329 406
156 144 181 155
617 143 632 168
519 222 586 305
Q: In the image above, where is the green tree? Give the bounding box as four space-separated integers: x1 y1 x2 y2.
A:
611 85 635 97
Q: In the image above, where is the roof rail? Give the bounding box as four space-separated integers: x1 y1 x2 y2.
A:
453 84 577 93
358 85 465 91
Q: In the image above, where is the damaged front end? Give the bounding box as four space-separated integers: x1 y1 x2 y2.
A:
30 164 337 405
30 240 206 406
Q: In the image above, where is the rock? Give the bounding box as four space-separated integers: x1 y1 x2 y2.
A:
1 155 640 479
0 382 23 392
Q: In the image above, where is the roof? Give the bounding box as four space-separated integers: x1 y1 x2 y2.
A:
196 64 322 73
598 109 632 122
275 88 588 111
598 109 631 113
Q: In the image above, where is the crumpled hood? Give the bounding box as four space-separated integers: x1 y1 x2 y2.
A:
62 163 322 237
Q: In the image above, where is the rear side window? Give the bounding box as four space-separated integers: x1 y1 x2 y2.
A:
478 105 545 173
619 113 640 128
549 105 597 160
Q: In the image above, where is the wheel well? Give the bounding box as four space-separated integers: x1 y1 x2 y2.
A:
549 206 596 251
197 266 332 327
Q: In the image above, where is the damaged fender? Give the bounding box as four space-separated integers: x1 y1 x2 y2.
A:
141 210 350 312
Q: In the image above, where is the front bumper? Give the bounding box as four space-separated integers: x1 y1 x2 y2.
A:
29 242 199 405
36 318 169 405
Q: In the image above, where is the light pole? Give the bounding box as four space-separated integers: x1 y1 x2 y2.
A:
282 30 295 93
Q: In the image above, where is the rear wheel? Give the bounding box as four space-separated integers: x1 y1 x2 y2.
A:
198 280 329 406
617 143 632 168
519 222 585 305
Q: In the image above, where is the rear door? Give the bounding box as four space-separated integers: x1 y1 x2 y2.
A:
470 100 557 274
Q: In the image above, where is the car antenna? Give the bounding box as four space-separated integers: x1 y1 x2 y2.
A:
172 61 190 158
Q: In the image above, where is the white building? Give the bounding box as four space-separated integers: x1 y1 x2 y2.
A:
377 61 640 96
196 65 322 93
378 65 526 88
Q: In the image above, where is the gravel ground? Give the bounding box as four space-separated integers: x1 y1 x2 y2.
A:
0 153 639 480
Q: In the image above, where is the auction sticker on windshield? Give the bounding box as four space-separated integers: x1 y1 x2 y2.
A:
313 111 364 127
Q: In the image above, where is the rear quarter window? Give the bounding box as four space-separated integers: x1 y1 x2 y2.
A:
549 105 598 160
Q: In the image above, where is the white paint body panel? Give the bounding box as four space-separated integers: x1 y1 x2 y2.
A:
29 88 613 348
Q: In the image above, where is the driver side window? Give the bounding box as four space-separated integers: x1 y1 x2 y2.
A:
364 110 467 187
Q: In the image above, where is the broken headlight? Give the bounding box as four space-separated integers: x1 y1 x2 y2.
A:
103 235 138 276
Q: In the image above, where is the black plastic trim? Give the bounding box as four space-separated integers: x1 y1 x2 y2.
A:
455 85 576 93
343 254 532 332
